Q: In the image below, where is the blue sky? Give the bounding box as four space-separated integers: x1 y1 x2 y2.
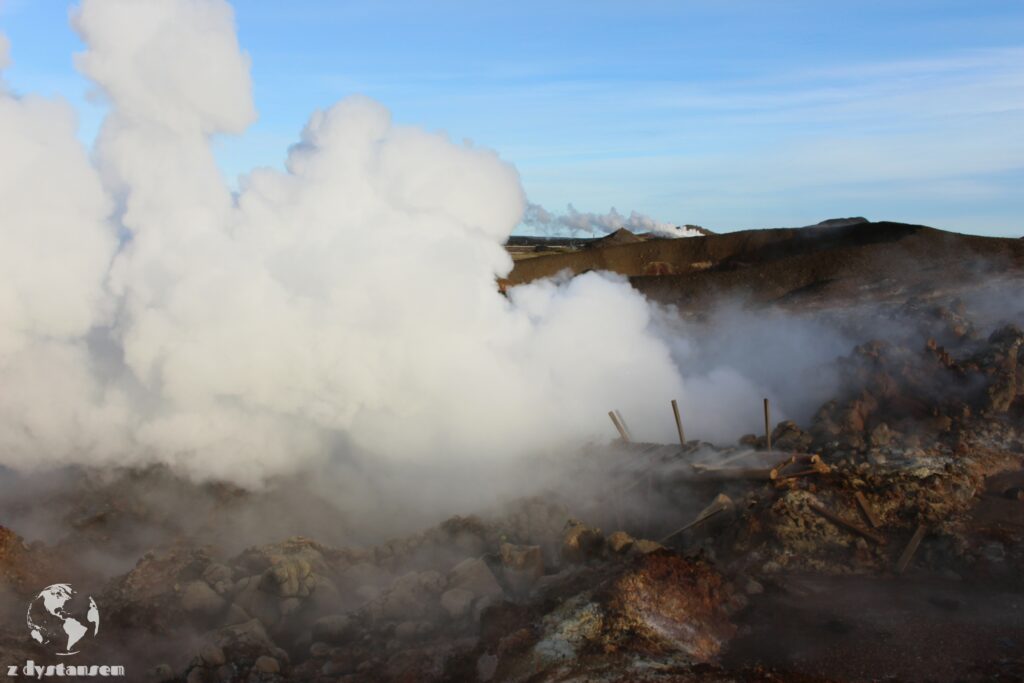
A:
1 1 1022 236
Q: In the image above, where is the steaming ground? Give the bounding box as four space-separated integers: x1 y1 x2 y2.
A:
0 286 1015 577
1 285 1023 681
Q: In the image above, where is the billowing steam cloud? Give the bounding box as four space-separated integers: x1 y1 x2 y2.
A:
0 0 688 485
523 203 704 238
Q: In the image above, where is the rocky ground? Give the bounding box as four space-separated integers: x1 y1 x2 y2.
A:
2 223 1024 682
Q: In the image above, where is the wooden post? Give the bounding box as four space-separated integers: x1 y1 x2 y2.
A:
615 410 633 442
608 411 630 442
671 399 686 447
763 398 772 451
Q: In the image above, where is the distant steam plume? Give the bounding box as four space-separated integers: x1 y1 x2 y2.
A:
523 203 703 238
0 0 688 485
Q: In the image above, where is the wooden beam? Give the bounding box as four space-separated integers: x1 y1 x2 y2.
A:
807 501 887 545
854 491 881 529
763 398 772 451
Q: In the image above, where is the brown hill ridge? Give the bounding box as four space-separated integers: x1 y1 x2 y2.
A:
504 220 1024 311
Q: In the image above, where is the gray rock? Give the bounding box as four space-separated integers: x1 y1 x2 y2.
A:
199 643 226 667
628 539 664 555
340 562 380 587
355 584 380 602
213 618 276 657
472 594 500 623
415 570 445 594
869 423 894 447
150 664 174 682
202 563 234 594
181 580 225 616
259 557 316 598
279 596 302 617
983 542 1006 562
372 582 427 621
477 653 498 681
500 543 543 577
312 614 354 644
232 577 280 627
500 543 544 594
321 659 353 676
252 656 280 674
606 531 634 554
440 588 474 618
448 557 503 599
394 620 420 641
223 603 250 625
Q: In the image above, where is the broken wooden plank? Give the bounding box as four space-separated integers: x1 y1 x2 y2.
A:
895 523 927 574
807 501 887 545
854 491 881 529
772 453 796 471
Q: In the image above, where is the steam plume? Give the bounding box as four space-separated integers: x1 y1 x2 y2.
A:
523 203 703 238
0 1 687 485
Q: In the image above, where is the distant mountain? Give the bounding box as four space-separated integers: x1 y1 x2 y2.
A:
585 228 643 249
804 217 869 229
